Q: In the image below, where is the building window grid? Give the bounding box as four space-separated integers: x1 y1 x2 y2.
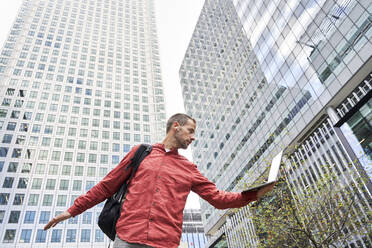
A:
285 118 371 245
0 0 165 245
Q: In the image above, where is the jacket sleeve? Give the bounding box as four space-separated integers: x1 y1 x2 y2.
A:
191 165 258 209
68 145 140 217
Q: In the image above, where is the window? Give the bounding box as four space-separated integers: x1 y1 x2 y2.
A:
31 178 42 189
52 151 61 161
7 162 18 172
41 137 51 146
82 212 92 224
21 162 32 173
100 155 108 164
39 211 50 224
103 120 110 128
16 135 26 145
101 142 109 151
64 152 73 161
42 194 53 206
47 114 56 122
17 178 28 188
8 211 20 223
48 164 58 175
75 166 83 176
3 177 14 188
35 163 45 174
24 211 35 224
80 129 88 137
34 113 43 121
86 181 94 191
0 210 4 223
78 141 86 149
56 127 65 135
35 229 47 243
99 168 107 177
66 229 76 242
59 179 69 190
66 139 75 148
81 229 90 242
113 143 120 152
19 229 32 243
3 229 16 243
68 128 77 136
45 179 56 190
32 124 41 133
2 134 12 143
0 193 10 205
0 147 9 157
134 123 140 131
91 130 98 138
57 195 67 206
44 126 53 134
11 148 22 158
54 138 63 147
113 132 120 140
73 180 82 191
112 155 119 164
13 194 24 205
62 165 71 175
51 229 62 243
7 122 16 130
95 229 104 242
87 167 95 176
28 194 39 206
123 144 130 153
38 150 48 160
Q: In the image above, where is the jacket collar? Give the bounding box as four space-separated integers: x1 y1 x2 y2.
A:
154 143 179 155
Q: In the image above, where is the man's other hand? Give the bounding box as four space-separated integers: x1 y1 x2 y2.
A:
43 211 72 230
256 183 275 199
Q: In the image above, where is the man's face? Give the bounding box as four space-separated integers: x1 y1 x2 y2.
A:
174 119 196 149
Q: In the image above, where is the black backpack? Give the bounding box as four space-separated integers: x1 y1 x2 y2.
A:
98 144 152 241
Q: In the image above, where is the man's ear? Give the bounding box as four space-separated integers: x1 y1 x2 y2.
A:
173 121 180 131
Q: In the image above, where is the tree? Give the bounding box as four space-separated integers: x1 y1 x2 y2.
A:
250 171 371 248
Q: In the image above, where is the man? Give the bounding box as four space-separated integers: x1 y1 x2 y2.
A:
44 113 275 248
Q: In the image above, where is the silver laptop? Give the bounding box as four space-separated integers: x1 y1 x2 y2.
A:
243 150 284 193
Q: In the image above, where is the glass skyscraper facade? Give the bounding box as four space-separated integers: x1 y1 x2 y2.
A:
180 0 371 247
181 209 207 248
0 0 166 246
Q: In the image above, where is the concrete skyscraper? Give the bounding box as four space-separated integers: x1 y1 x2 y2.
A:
0 0 165 246
180 0 371 247
181 209 207 248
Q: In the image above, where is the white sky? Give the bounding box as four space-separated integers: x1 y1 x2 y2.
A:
0 0 204 208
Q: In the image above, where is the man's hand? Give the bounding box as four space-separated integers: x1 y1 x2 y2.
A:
256 183 275 199
43 211 72 230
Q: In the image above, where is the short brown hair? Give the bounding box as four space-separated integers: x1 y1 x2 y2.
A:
166 113 196 133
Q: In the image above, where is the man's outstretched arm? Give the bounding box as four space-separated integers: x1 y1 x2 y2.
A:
43 145 139 230
191 165 275 209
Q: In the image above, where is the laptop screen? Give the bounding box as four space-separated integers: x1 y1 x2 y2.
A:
267 150 284 183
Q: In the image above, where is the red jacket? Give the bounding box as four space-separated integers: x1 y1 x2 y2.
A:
68 143 258 248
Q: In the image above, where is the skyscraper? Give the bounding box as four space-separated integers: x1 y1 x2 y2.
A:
180 0 371 247
0 0 166 246
181 209 207 248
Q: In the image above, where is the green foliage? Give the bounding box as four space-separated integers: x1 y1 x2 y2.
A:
250 173 371 248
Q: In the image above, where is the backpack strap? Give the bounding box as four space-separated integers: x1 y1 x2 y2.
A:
115 144 152 202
